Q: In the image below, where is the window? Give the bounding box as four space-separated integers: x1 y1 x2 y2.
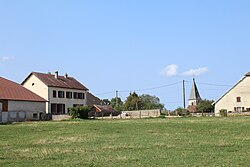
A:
78 93 85 99
236 97 241 102
58 91 65 98
66 92 72 99
51 103 65 114
73 92 85 99
33 113 38 119
74 92 78 99
53 90 57 98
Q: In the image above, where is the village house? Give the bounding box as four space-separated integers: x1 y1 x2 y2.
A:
0 77 46 123
22 71 89 115
214 72 250 116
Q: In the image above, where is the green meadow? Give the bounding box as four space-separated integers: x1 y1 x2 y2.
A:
0 117 250 167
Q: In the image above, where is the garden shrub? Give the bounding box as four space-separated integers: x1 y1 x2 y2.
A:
69 106 90 119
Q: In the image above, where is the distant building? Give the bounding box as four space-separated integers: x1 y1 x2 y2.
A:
86 92 103 106
214 72 250 116
22 71 89 115
89 105 121 117
188 78 202 112
0 77 46 122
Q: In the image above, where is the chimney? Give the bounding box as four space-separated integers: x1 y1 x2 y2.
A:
55 71 58 79
64 73 68 79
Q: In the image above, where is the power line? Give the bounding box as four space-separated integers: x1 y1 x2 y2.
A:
95 91 114 96
96 81 183 96
119 81 183 93
185 80 232 87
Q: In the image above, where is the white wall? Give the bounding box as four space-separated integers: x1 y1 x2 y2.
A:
8 101 46 112
215 76 250 116
48 87 87 114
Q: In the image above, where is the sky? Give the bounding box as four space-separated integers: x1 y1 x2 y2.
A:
0 0 250 110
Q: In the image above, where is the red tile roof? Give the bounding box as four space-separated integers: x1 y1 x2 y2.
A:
22 72 88 90
0 77 47 102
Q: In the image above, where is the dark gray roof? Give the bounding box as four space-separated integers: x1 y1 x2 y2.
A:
189 78 202 101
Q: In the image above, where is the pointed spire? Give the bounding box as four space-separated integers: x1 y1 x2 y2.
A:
189 78 202 102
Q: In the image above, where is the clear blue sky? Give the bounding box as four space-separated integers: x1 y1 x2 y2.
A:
1 0 250 109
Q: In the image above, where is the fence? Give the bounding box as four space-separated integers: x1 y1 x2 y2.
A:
96 109 161 119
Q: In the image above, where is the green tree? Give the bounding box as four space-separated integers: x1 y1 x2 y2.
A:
123 92 141 111
139 94 164 110
196 100 214 113
175 107 189 116
102 99 111 105
110 97 123 111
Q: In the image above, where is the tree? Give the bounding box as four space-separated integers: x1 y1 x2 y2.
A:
196 100 214 113
123 92 141 111
110 97 123 111
175 107 189 116
139 94 164 110
102 99 111 105
123 92 164 111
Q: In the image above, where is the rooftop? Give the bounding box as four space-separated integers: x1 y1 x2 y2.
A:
22 72 89 90
0 77 46 102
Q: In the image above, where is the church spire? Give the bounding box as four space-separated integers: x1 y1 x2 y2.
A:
188 78 202 106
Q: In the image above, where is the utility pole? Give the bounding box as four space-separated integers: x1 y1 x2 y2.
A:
116 90 119 108
183 80 186 109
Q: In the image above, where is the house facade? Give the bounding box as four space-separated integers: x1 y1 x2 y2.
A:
214 72 250 116
0 77 46 123
22 71 89 115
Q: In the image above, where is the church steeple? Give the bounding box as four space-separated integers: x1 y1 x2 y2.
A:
188 78 202 106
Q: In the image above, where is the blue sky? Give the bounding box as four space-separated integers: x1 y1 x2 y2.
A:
1 0 250 109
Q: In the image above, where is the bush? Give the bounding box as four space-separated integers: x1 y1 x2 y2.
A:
158 115 166 119
220 109 227 117
69 106 90 119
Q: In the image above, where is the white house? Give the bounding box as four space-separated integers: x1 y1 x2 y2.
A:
22 71 89 115
0 77 46 123
214 72 250 116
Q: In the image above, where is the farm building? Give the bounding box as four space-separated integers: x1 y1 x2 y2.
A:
214 72 250 116
0 77 46 123
22 71 89 115
89 105 121 117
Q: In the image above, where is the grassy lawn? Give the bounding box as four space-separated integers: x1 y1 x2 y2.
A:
0 117 250 167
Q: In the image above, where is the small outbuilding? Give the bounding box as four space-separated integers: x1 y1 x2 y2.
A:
89 105 121 117
0 77 47 123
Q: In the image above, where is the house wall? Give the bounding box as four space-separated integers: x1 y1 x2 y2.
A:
215 76 250 116
0 100 46 122
22 74 49 112
8 101 46 112
48 87 87 114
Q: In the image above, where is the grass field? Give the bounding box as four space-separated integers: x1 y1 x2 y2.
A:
0 117 250 167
